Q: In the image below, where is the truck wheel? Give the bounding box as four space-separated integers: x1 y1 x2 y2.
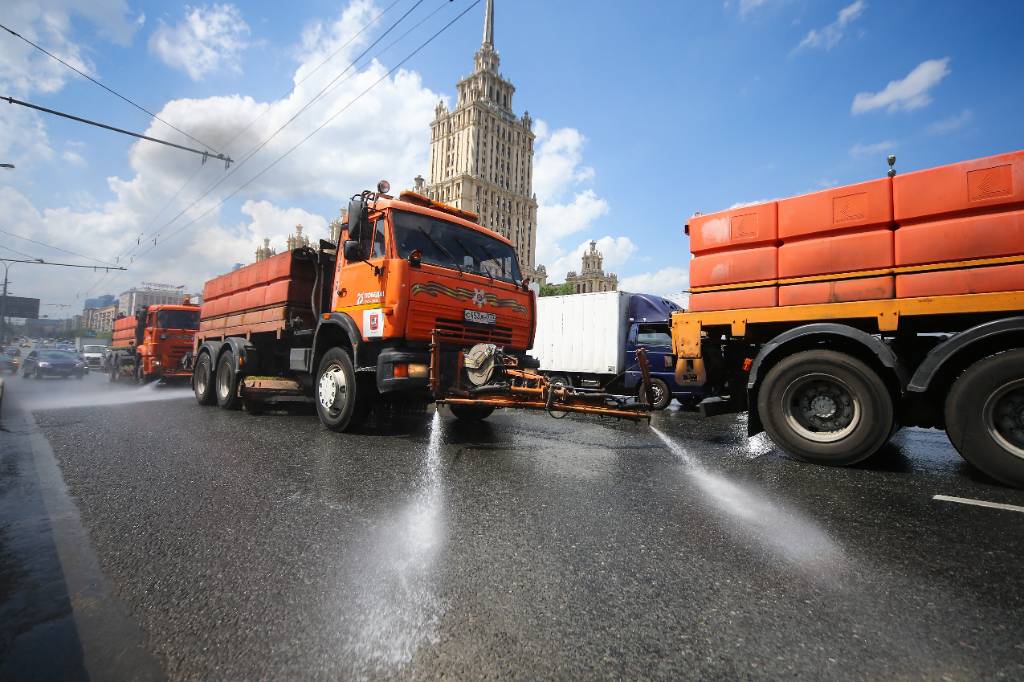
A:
193 352 216 406
647 377 672 410
945 349 1024 488
315 347 367 432
215 351 241 410
450 404 495 422
548 374 571 388
758 349 893 466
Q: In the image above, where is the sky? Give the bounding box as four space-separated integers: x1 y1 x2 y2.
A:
1 0 1022 314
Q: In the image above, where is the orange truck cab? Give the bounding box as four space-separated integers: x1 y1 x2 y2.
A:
107 303 200 383
191 184 543 430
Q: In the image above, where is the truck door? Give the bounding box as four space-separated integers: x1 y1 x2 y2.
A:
626 322 676 390
334 213 389 339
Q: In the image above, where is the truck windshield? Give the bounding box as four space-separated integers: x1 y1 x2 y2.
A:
157 310 199 330
636 324 672 347
392 210 522 284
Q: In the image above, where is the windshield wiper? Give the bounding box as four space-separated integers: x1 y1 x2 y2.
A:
416 226 462 274
451 235 494 283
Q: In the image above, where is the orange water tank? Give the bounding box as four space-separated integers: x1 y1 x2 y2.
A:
779 276 894 306
893 150 1024 222
778 178 893 239
688 202 778 254
690 246 777 288
895 209 1024 266
896 263 1024 298
778 229 893 278
688 287 777 312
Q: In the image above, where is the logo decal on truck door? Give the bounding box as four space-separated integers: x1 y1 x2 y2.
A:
363 308 384 338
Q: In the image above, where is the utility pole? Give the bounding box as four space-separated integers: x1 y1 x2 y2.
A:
1 260 11 343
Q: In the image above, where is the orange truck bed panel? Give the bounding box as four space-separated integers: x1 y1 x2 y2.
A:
690 246 777 288
895 209 1024 266
778 178 893 239
896 263 1024 298
779 276 894 306
688 201 778 254
689 287 777 312
893 149 1024 222
779 229 893 278
201 250 315 323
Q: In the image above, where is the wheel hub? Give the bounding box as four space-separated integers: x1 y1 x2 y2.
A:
987 383 1024 457
318 367 346 411
810 394 837 419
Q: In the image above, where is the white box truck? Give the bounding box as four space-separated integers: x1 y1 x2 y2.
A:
532 291 702 409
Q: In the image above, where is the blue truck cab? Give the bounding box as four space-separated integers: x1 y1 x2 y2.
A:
622 294 703 409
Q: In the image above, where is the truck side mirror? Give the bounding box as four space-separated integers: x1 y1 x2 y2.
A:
343 239 365 262
347 197 367 241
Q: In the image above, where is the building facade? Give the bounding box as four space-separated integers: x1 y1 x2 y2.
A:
420 0 543 281
118 286 185 316
255 238 276 262
565 241 618 294
286 224 310 251
84 304 118 332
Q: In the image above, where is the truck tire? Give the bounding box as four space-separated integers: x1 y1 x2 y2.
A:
315 347 368 432
450 404 495 422
648 377 672 410
944 349 1024 488
215 351 241 410
193 352 216 406
758 349 893 466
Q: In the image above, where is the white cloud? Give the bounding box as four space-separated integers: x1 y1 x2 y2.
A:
728 0 773 18
544 236 638 284
927 109 973 136
61 150 87 166
620 267 691 297
851 58 951 114
849 140 895 159
795 1 866 52
0 1 443 309
532 123 595 204
241 199 329 247
536 189 609 244
149 4 251 81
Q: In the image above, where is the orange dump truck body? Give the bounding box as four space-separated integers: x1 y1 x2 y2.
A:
109 304 200 380
685 149 1024 311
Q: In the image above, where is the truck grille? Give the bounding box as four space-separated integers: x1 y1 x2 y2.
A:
434 317 514 346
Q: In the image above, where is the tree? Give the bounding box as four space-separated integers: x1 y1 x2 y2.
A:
539 282 574 297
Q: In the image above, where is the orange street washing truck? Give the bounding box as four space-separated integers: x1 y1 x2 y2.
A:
674 149 1024 488
189 182 651 429
107 302 200 383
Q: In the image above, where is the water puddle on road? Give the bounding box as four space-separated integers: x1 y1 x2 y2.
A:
344 409 447 672
17 380 192 412
651 426 844 573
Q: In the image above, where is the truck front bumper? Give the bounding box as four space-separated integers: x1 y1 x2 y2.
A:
376 349 430 394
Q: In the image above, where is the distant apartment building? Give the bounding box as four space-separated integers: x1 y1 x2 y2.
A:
119 286 186 316
84 304 118 332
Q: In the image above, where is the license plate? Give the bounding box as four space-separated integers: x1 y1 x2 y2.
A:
464 309 496 325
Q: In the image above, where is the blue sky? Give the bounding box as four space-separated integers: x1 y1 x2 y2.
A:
1 0 1022 309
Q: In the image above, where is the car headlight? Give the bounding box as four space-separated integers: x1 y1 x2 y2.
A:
38 361 50 368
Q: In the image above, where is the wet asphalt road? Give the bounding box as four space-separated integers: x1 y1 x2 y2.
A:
1 371 1023 680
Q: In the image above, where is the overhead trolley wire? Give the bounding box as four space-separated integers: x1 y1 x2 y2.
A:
77 0 414 300
93 0 419 277
0 228 119 268
0 21 223 156
2 96 234 166
135 0 482 258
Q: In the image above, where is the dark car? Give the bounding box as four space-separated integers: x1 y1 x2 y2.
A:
2 348 19 375
22 349 87 379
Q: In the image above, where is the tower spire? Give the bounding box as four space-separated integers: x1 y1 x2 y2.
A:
482 0 494 47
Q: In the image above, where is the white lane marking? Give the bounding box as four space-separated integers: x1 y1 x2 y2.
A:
933 494 1024 514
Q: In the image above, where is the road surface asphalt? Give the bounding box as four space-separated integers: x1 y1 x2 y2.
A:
1 371 1022 680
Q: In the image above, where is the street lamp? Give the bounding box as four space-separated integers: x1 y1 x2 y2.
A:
0 163 14 169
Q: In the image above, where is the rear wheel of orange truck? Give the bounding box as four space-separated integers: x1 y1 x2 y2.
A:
758 349 893 466
193 351 216 405
315 347 368 432
945 350 1024 488
215 351 241 410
